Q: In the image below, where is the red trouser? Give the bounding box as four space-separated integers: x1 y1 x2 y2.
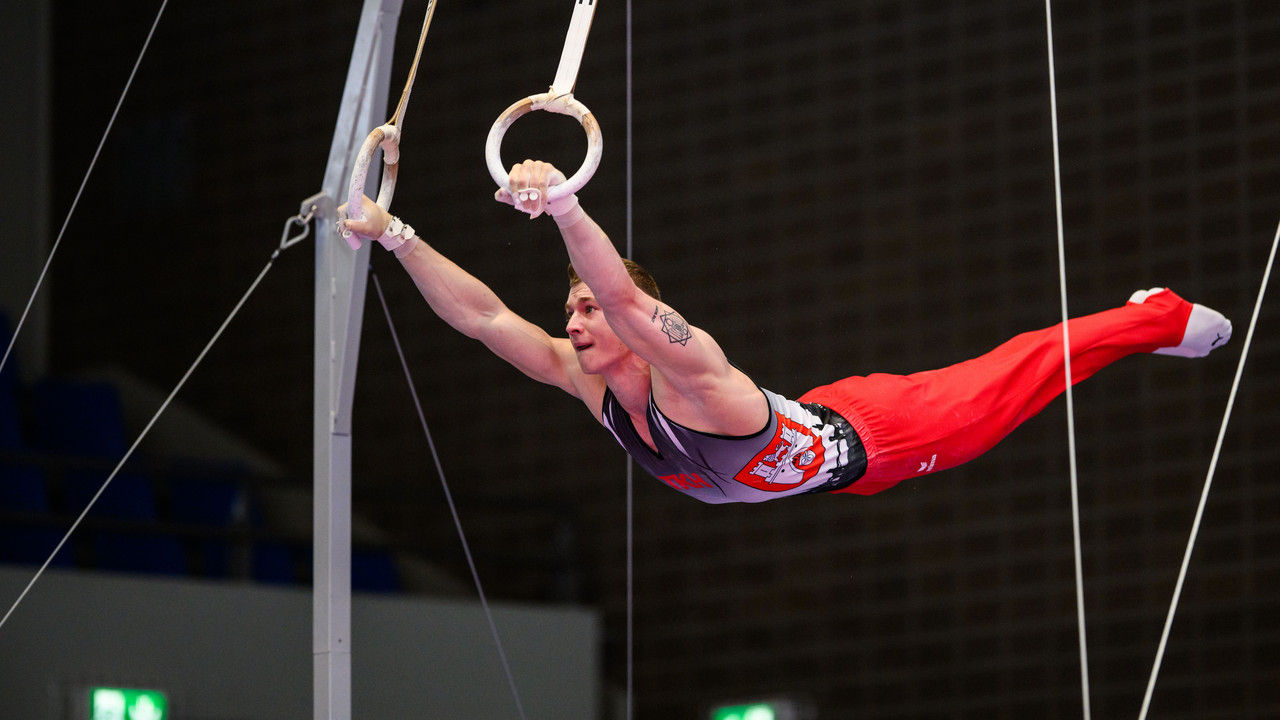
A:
798 290 1193 495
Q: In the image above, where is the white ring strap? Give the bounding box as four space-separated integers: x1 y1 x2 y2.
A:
389 0 437 131
340 0 437 238
552 0 597 96
485 0 603 202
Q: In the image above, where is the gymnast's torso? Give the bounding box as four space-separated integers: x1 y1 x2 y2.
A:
600 386 867 503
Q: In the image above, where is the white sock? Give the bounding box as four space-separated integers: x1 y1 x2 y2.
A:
1129 288 1233 357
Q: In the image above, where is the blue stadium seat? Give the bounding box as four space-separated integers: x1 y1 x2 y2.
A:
20 376 190 578
62 471 158 521
2 384 55 554
0 387 20 453
252 542 297 585
0 466 49 512
0 377 45 523
0 526 76 567
91 533 187 576
0 313 18 399
61 473 186 577
32 380 128 458
168 469 248 578
169 476 243 526
0 325 70 569
352 548 401 593
0 337 22 451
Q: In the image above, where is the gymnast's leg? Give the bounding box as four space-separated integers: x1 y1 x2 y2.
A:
799 288 1232 495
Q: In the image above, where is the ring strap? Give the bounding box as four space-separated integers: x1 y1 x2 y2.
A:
342 0 438 237
551 0 598 96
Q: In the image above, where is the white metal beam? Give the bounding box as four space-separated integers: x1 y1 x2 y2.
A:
312 2 403 719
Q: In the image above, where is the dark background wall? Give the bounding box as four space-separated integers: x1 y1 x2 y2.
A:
19 0 1280 717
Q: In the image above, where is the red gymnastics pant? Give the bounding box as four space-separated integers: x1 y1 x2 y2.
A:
798 290 1195 495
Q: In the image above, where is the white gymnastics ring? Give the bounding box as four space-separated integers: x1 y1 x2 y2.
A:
485 92 603 203
342 123 401 240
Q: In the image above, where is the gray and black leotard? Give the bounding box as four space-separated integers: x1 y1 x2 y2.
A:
600 386 868 504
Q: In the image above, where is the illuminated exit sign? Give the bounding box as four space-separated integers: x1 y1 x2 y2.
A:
90 688 168 720
710 699 799 720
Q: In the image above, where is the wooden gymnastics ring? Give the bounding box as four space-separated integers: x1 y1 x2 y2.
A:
485 91 603 203
339 123 400 248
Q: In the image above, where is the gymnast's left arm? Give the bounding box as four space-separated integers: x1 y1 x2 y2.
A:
498 160 741 392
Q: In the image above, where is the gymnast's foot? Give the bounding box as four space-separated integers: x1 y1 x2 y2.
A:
1129 287 1233 357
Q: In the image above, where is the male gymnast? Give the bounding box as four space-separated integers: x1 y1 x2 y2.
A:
338 160 1232 503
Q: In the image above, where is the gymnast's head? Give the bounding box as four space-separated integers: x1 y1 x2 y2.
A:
566 259 661 302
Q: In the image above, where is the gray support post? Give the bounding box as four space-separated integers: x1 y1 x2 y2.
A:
312 2 403 719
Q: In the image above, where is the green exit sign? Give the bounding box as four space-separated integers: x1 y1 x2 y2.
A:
89 688 168 720
711 701 796 720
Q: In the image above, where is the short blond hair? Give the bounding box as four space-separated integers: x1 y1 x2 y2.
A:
567 259 661 302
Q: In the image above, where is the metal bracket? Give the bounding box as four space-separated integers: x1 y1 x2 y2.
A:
281 193 332 251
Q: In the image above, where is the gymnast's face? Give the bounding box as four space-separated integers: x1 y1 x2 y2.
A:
565 283 629 374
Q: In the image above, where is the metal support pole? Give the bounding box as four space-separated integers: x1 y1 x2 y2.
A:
312 2 402 719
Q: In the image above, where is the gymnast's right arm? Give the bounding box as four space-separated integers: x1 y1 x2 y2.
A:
338 196 585 398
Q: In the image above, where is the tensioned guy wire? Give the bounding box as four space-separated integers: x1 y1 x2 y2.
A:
0 243 291 633
1042 3 1275 717
624 1 636 718
1042 2 1093 718
370 269 528 720
1137 221 1279 720
0 0 171 379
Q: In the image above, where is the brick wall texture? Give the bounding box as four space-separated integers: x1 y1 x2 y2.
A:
44 0 1280 717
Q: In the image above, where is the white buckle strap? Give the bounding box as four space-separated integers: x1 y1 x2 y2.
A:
550 0 597 97
376 216 419 258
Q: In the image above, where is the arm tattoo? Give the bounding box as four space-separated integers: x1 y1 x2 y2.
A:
654 307 692 346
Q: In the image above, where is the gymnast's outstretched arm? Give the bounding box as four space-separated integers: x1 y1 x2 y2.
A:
499 160 766 435
339 196 589 399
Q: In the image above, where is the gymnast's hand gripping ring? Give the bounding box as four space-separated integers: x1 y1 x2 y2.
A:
340 123 401 247
338 0 435 246
485 0 602 202
485 91 603 203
